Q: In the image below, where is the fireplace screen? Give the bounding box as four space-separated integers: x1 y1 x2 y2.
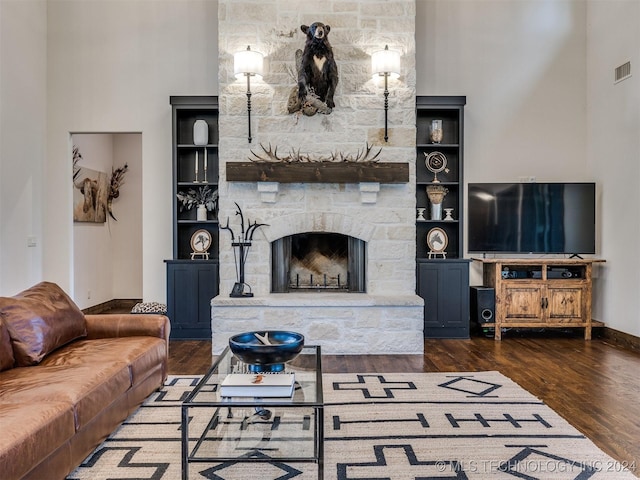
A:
271 233 366 293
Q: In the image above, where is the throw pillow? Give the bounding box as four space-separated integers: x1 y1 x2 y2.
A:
131 301 167 315
0 282 87 366
0 318 15 371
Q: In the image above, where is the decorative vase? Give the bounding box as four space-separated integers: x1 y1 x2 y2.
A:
193 119 209 146
430 203 442 221
430 119 443 144
426 184 448 220
416 208 426 221
197 204 208 221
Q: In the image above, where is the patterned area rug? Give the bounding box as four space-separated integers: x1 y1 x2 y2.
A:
67 372 637 479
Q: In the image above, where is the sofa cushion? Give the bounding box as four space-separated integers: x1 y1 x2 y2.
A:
0 401 76 480
41 336 167 387
0 282 87 366
0 318 14 371
0 362 132 431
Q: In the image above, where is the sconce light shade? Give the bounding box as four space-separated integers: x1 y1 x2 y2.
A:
234 46 264 78
372 45 400 143
234 45 263 144
371 45 401 79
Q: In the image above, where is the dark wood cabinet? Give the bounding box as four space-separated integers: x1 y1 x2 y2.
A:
416 96 469 338
166 260 219 339
166 96 219 339
418 260 470 338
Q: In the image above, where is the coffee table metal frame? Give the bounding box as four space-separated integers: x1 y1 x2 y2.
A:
181 345 323 479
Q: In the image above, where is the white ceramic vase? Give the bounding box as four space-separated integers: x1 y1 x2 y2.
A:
197 204 207 221
193 120 209 146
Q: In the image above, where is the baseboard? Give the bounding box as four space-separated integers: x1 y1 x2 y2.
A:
82 299 141 315
599 326 640 352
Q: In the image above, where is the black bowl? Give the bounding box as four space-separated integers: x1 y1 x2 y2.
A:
229 331 305 372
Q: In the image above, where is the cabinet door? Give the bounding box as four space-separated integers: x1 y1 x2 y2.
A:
417 261 469 338
546 285 584 323
502 285 544 322
166 262 218 339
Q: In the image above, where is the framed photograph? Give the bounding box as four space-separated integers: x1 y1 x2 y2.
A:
190 229 212 254
426 227 448 253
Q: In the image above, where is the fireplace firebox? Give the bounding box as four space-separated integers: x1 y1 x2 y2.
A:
271 233 366 293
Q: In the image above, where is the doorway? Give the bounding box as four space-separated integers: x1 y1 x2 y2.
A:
71 133 142 310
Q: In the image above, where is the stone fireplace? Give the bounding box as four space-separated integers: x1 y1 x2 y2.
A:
212 0 422 354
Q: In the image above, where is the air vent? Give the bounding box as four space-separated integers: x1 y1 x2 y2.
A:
615 61 631 83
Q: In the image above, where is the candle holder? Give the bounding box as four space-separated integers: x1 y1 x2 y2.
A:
444 208 454 221
194 151 200 183
203 149 208 184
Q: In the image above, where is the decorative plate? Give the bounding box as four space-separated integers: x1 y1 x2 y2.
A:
190 229 212 253
426 227 448 253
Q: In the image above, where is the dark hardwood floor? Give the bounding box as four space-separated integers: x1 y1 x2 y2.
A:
169 330 640 475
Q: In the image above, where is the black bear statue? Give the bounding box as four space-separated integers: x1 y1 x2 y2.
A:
294 22 338 114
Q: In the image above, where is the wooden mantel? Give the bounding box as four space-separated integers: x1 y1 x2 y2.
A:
226 161 410 184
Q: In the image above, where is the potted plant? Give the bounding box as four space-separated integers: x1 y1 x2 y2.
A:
177 186 218 221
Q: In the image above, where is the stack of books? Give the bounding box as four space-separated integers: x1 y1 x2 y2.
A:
219 373 295 398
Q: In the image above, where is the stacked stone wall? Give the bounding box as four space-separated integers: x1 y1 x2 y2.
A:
214 1 422 354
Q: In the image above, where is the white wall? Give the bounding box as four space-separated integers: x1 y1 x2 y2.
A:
44 0 218 302
417 0 588 181
586 0 640 336
112 133 143 300
0 0 46 295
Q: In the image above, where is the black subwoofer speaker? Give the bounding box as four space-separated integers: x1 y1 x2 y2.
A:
470 286 495 324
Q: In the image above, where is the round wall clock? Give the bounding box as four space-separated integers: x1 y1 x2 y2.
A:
426 227 448 253
190 229 212 253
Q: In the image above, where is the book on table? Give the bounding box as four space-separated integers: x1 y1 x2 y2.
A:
219 373 296 398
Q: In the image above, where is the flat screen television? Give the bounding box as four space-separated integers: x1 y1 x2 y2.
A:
468 182 596 255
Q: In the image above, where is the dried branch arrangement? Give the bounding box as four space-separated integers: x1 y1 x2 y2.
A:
249 142 382 164
107 163 128 221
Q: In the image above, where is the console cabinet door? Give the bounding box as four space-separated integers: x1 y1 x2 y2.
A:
502 284 544 323
417 261 470 338
546 285 584 323
166 261 218 339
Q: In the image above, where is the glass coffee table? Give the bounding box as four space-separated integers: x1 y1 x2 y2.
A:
181 345 323 479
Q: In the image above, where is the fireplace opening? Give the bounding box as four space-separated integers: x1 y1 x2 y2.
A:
271 233 366 293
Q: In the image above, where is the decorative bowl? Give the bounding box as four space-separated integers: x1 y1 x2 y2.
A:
229 331 305 372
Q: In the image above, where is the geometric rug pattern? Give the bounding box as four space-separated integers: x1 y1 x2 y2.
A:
67 371 638 479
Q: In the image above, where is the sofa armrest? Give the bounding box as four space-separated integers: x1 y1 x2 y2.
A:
84 314 171 341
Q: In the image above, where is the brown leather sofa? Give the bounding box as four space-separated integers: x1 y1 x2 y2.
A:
0 282 171 480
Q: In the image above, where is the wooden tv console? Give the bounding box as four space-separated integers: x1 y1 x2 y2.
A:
472 258 605 340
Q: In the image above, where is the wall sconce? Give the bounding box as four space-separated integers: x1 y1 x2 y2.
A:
234 45 264 143
371 45 401 142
